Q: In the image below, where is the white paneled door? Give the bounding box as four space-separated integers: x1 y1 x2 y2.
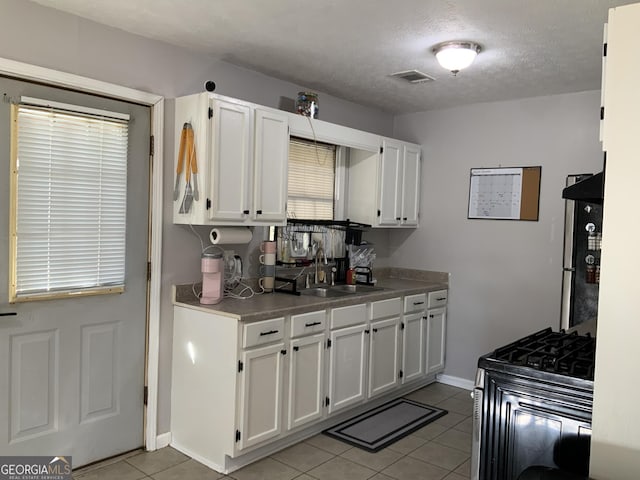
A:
0 77 150 467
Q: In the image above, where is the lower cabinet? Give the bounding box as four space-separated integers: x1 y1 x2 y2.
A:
401 311 425 383
238 343 286 450
287 333 325 430
327 323 368 414
426 307 446 375
368 317 400 398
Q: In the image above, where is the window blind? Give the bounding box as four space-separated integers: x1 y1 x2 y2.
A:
13 104 129 298
287 138 336 220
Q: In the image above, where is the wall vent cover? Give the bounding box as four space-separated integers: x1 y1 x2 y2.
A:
391 70 435 83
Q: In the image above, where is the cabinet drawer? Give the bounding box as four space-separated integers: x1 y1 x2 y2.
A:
370 297 402 320
291 310 326 338
427 290 448 309
243 317 285 348
330 303 367 330
404 293 427 313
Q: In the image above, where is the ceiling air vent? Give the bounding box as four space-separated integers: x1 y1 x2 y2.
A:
391 70 435 83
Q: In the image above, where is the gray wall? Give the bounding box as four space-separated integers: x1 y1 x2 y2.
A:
391 91 603 383
0 0 395 435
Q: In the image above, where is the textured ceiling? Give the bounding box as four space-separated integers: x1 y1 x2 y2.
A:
30 0 634 113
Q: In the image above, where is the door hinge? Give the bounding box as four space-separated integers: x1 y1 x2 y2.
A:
379 146 383 154
208 107 213 119
206 198 211 210
377 209 381 217
325 397 330 407
327 339 332 348
235 430 241 442
600 106 605 120
143 385 148 405
603 43 607 57
147 261 152 281
399 370 403 379
149 135 154 157
401 322 405 330
238 360 244 372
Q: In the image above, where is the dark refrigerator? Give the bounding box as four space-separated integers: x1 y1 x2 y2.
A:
560 174 603 330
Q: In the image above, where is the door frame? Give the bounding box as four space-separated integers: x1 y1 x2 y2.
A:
0 56 164 451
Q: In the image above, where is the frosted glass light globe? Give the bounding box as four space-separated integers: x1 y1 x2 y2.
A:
433 42 481 74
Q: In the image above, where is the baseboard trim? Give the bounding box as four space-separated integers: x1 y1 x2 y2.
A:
155 432 172 450
437 374 474 391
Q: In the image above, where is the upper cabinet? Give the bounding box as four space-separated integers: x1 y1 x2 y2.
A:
173 93 289 226
347 139 421 228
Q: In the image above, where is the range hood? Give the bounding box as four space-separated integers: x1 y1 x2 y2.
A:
562 171 604 204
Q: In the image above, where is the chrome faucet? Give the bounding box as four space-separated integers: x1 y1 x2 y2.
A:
314 247 326 284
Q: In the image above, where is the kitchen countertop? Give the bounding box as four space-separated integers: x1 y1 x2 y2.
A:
173 268 449 323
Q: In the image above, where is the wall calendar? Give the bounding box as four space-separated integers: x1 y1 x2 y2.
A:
468 166 541 221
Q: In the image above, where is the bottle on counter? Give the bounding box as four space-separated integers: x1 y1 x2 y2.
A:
346 267 356 285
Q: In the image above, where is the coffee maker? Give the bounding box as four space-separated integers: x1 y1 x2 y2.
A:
201 251 224 304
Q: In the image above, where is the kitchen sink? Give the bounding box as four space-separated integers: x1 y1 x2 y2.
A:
299 284 386 298
299 287 352 298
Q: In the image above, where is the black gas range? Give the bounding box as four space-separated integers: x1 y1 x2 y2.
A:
471 328 595 480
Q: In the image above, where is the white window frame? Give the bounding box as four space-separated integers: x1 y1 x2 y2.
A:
9 101 130 302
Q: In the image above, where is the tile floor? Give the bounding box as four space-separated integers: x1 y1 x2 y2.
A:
73 383 472 480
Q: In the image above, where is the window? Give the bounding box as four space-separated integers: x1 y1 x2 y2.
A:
9 100 129 301
287 137 336 220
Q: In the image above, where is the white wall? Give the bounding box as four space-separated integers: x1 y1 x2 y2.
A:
0 0 395 435
392 91 603 383
590 4 640 478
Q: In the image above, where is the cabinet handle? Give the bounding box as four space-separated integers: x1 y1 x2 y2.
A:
0 312 17 317
429 314 434 318
364 329 370 334
305 321 322 327
396 217 401 221
422 316 428 320
293 346 299 352
372 328 378 333
403 217 408 221
281 349 287 355
256 209 263 215
436 297 446 301
259 330 279 336
413 301 424 306
243 209 250 215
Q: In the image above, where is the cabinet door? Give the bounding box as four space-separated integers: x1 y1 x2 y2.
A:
378 140 402 226
402 312 425 383
287 334 325 430
238 343 285 450
426 308 446 375
209 99 252 221
327 324 367 414
368 317 400 398
253 109 289 223
401 144 420 226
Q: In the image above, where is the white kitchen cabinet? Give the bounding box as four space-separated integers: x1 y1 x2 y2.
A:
368 317 401 397
238 342 286 450
327 323 368 414
425 307 446 375
401 311 425 383
173 93 288 225
347 138 421 228
287 333 325 430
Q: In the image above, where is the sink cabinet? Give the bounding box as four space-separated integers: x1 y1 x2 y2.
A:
327 303 368 414
170 287 447 473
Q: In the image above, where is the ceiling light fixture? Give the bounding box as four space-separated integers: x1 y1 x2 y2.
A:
432 41 481 75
